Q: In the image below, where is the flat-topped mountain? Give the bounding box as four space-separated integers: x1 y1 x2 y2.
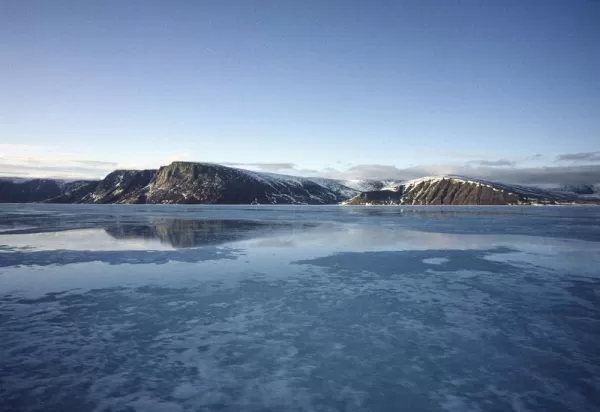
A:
107 162 359 205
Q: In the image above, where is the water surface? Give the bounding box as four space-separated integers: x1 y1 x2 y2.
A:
1 205 599 412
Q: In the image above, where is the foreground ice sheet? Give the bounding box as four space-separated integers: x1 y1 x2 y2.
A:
0 205 599 412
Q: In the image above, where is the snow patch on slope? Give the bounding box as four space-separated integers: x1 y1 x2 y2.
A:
205 165 361 200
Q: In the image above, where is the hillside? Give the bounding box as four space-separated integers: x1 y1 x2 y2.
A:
342 176 582 205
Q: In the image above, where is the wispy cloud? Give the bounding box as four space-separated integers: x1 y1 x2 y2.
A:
0 156 117 167
0 162 113 180
555 151 600 162
72 160 118 167
468 159 516 167
464 164 600 186
220 162 298 172
217 162 320 175
0 144 119 179
320 164 440 181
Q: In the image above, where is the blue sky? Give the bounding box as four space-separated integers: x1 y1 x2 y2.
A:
1 0 599 184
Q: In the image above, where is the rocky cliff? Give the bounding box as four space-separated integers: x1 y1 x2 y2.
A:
82 169 156 204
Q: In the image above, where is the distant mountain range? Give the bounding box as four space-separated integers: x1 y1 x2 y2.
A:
0 162 598 205
342 176 599 205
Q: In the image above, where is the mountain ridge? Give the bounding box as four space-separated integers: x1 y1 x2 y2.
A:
1 164 598 205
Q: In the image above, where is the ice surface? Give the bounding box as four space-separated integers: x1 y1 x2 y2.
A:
0 204 599 412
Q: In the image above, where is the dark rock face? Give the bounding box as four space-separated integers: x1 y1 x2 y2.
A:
343 177 578 205
45 181 100 203
0 179 61 203
82 169 156 204
0 179 98 203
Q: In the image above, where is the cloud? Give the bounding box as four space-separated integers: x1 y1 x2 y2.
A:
0 157 118 167
0 152 118 180
221 162 298 172
321 164 437 181
72 160 118 167
0 144 121 179
462 164 600 186
218 162 321 176
0 144 194 179
0 163 111 180
555 151 600 162
468 159 516 167
0 154 307 179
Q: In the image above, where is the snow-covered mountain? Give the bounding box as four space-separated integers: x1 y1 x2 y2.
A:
342 175 593 205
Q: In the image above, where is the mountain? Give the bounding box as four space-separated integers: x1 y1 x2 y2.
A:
0 178 98 203
555 184 600 200
131 162 358 204
1 167 598 205
45 181 102 204
342 175 585 205
81 169 157 204
0 162 359 205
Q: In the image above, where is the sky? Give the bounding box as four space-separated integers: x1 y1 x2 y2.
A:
1 0 599 185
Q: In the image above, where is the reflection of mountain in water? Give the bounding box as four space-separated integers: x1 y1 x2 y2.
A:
105 219 315 248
